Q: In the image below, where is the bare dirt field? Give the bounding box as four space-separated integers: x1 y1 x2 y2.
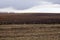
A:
0 24 60 40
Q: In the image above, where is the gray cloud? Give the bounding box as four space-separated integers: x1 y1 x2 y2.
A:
0 0 39 10
46 0 60 4
0 0 60 10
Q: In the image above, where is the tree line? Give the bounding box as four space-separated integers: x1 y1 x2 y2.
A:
0 19 60 25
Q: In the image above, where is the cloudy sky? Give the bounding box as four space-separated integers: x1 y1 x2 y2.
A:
0 0 60 13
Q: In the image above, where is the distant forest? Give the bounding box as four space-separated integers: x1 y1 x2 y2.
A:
0 13 60 24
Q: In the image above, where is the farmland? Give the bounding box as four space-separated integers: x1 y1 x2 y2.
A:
0 13 60 40
0 24 60 40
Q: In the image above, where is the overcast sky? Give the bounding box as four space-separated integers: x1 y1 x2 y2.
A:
0 0 60 13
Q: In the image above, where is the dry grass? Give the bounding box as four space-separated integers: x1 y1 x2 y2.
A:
0 24 60 40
